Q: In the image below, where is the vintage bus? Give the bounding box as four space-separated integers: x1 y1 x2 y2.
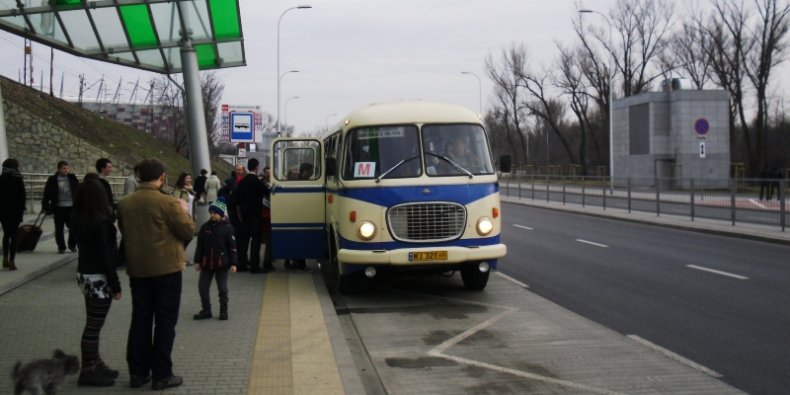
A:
269 101 507 293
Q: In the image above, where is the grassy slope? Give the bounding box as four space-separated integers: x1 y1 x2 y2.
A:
1 76 232 179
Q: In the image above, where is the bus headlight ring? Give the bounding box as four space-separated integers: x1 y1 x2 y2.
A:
358 221 377 240
476 217 494 236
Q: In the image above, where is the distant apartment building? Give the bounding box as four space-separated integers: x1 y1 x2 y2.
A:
74 101 181 138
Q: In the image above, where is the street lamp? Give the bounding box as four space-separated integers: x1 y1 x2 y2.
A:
325 113 337 130
277 70 300 134
284 96 300 129
579 8 614 190
460 71 482 116
277 4 312 136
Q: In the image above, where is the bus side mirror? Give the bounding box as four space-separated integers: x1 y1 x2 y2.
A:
326 158 337 177
499 155 512 173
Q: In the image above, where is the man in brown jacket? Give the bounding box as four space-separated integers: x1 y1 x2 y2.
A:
117 158 195 391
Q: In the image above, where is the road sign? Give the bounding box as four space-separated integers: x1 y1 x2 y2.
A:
230 111 254 142
694 118 709 135
699 141 706 158
238 147 246 158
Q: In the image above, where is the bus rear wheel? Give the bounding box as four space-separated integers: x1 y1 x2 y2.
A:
461 265 490 291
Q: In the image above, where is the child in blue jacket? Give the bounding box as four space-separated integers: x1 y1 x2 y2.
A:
193 200 237 320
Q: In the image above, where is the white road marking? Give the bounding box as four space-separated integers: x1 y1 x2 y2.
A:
627 335 723 378
494 272 529 288
686 264 749 280
576 239 609 248
513 224 533 230
748 198 767 209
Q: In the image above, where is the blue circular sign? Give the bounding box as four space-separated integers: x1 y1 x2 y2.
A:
694 118 710 135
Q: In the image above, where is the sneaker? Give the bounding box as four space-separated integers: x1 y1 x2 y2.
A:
151 375 183 390
219 311 228 320
58 249 66 254
129 374 151 388
78 366 115 387
95 359 119 378
193 310 212 320
69 247 77 253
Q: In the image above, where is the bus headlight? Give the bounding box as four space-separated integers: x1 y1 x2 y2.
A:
476 217 494 236
358 221 377 240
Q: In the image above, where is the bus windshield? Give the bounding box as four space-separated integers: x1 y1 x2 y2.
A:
342 123 494 180
343 125 421 179
422 124 494 176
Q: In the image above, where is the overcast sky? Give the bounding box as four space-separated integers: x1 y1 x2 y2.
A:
1 0 786 135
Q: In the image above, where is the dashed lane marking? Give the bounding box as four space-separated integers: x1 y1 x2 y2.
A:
513 224 534 230
686 264 749 280
576 239 609 248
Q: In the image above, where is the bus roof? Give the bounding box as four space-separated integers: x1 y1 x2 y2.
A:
332 101 482 132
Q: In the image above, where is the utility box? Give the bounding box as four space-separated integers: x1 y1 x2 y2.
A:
612 83 730 187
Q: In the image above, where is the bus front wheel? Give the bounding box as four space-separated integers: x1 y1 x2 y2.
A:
461 265 490 291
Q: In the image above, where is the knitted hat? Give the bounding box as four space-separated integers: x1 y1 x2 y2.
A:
209 199 227 217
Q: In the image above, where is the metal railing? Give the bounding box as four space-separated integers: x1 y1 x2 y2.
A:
20 173 127 214
501 175 788 231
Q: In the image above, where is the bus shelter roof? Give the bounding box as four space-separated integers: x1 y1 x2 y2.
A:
0 0 245 74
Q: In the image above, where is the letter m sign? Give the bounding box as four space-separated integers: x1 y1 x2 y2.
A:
354 162 376 178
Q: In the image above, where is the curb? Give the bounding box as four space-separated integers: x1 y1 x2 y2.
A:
0 255 76 297
502 197 790 246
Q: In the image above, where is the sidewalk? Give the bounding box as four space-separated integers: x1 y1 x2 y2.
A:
0 213 365 395
501 195 790 245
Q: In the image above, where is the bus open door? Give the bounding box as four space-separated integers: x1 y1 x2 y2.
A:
269 138 327 260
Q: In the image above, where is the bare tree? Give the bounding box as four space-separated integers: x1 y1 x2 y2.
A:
150 75 189 156
593 0 676 96
663 14 713 89
705 0 789 174
201 72 225 152
485 44 530 167
556 44 595 173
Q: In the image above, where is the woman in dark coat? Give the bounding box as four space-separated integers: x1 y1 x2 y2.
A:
70 173 122 387
0 158 25 271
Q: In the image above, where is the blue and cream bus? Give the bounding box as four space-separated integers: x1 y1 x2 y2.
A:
269 101 507 292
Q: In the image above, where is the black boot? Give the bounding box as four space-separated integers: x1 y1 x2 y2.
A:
95 358 119 378
78 364 115 387
193 309 212 320
219 305 228 321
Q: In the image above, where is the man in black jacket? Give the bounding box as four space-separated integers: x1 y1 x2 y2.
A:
234 158 268 273
42 160 80 253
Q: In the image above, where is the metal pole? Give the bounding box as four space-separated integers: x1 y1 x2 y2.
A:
730 178 736 226
0 80 8 162
627 177 631 213
180 39 211 179
562 176 566 205
582 176 586 207
460 71 482 116
690 178 695 221
781 179 786 232
656 177 661 216
277 5 311 136
602 179 607 210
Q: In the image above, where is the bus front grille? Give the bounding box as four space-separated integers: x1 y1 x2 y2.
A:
387 202 466 242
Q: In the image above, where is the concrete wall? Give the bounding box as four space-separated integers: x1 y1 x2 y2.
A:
2 95 134 176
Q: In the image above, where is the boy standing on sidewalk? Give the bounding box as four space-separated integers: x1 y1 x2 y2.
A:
193 200 237 321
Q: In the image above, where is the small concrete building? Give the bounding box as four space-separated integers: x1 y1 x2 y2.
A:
612 82 730 187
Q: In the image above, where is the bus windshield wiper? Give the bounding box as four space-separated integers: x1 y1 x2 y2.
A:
425 152 473 178
376 155 419 183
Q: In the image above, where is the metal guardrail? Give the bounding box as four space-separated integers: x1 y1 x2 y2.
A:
501 175 788 232
21 173 127 214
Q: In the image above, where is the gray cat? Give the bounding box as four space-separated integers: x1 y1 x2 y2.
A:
12 349 79 395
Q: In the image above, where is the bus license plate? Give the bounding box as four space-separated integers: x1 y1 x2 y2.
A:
408 251 448 262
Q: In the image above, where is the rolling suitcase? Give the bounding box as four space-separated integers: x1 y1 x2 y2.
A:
16 212 47 252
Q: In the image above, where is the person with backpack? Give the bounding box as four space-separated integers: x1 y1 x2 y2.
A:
192 199 237 321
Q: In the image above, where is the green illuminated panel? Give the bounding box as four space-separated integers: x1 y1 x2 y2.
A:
119 4 157 48
209 0 240 39
195 43 217 69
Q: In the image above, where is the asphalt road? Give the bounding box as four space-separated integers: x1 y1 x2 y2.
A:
500 203 790 395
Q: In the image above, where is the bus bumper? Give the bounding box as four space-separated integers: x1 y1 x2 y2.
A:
337 243 507 266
